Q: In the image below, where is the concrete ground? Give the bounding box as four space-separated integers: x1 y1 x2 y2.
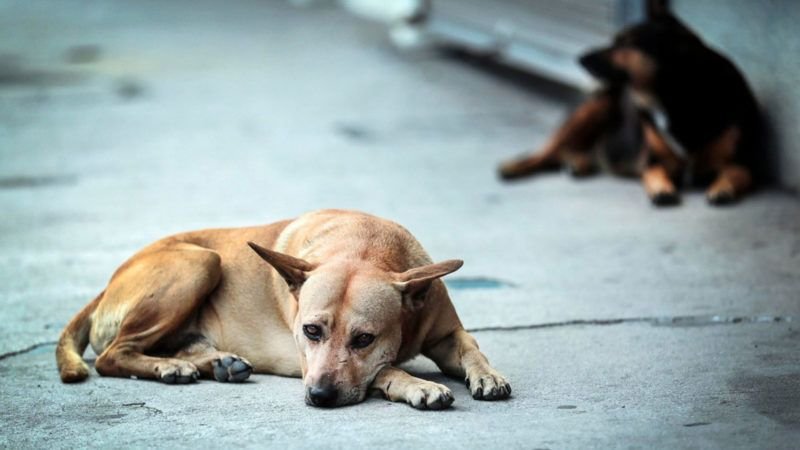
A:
1 1 799 448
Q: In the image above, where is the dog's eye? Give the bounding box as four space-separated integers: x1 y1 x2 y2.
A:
303 324 322 341
351 333 375 349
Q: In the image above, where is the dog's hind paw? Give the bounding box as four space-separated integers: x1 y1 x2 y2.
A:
212 355 252 382
404 381 454 410
562 152 597 178
467 372 511 401
497 155 560 181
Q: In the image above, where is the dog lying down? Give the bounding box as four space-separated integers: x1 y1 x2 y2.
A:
498 3 761 206
56 209 510 409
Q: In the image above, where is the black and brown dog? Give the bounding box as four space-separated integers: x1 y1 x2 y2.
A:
498 2 761 206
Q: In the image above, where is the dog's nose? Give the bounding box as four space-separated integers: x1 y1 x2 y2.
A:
308 385 339 407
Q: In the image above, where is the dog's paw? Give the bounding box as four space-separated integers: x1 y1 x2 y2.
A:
650 190 680 207
156 360 199 384
498 156 559 181
706 186 738 206
497 160 530 181
403 380 454 410
563 162 597 178
212 355 252 382
561 153 596 178
467 371 511 401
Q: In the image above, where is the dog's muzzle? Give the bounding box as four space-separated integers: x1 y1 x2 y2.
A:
579 48 629 85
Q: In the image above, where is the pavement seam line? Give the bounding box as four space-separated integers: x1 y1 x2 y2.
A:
0 340 58 361
466 314 794 333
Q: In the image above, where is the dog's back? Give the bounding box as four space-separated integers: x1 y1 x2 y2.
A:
640 17 760 167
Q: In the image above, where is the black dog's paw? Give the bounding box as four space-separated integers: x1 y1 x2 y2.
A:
213 355 253 382
497 163 526 181
706 189 737 206
650 191 680 207
497 156 560 181
562 154 597 178
563 162 597 178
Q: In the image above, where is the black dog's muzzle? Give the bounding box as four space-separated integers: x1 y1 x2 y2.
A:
579 48 629 86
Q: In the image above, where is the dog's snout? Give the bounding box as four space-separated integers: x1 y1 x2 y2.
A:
307 384 339 407
579 48 628 84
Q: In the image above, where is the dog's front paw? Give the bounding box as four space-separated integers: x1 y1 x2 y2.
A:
156 360 199 384
212 354 253 382
706 184 737 206
401 380 454 410
650 190 680 206
467 370 511 401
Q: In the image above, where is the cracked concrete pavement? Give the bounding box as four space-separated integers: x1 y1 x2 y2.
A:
1 0 799 448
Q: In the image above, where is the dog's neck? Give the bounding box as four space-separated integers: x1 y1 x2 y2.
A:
630 87 688 159
630 87 658 111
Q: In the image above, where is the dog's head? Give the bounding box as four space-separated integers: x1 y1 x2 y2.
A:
579 1 704 90
248 242 462 407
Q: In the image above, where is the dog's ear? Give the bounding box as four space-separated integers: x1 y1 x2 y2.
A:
393 259 463 309
647 0 670 19
248 242 316 297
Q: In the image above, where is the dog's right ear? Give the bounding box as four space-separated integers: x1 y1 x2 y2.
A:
247 242 316 297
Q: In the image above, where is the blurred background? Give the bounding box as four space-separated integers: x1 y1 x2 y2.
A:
1 0 799 447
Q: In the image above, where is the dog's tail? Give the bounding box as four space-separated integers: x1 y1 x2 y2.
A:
56 291 103 383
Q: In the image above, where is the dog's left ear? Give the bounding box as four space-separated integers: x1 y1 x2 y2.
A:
248 242 316 297
393 259 463 309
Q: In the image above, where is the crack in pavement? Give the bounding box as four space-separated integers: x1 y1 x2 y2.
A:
0 315 793 361
122 402 163 415
466 315 794 333
0 340 58 361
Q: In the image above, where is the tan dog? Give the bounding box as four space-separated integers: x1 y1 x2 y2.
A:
56 209 510 409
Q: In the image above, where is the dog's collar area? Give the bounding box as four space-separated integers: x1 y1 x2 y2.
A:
650 108 688 159
639 104 688 160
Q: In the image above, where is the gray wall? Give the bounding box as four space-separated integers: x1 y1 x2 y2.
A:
673 0 800 190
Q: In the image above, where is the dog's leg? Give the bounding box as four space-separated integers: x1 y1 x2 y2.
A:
424 329 511 401
697 126 751 204
707 165 752 205
641 122 682 205
56 291 103 382
174 335 253 382
642 165 679 205
94 244 222 384
498 90 618 180
371 366 454 410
